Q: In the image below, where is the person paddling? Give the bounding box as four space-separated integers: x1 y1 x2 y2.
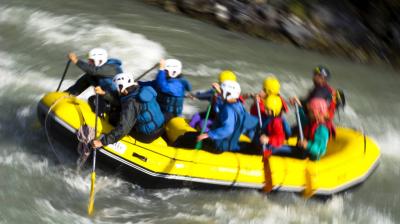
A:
66 48 123 125
292 66 337 120
259 95 292 157
189 70 237 131
246 75 289 119
245 76 291 144
91 72 165 148
140 59 192 118
293 97 335 160
196 80 257 151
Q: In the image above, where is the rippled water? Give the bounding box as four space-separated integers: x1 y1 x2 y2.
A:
0 0 399 223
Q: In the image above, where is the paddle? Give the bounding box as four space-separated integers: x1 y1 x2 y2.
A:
134 63 160 82
195 101 213 150
87 94 99 216
295 103 314 198
56 60 71 91
295 104 304 141
256 96 273 192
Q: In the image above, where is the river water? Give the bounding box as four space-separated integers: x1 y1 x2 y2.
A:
0 0 399 223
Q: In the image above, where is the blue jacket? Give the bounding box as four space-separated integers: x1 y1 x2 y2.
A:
208 101 257 151
193 88 224 114
141 70 192 116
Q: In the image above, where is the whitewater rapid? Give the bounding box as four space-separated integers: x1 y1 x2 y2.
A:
0 1 399 223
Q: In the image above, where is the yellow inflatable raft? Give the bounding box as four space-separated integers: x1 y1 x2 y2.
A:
37 92 380 196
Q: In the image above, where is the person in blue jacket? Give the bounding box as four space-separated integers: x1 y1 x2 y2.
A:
189 70 237 131
91 72 165 147
66 48 123 124
141 59 192 117
197 80 258 151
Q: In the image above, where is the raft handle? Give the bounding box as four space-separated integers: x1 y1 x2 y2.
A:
132 152 147 162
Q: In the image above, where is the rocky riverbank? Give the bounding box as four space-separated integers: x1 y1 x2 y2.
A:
144 0 400 69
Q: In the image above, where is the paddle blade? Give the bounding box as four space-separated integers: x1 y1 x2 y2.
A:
262 155 273 192
195 140 203 150
303 166 315 198
87 171 96 216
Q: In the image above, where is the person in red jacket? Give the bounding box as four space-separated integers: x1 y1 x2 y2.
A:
247 76 289 119
259 95 292 157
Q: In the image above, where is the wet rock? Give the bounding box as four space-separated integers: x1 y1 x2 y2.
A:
143 0 400 69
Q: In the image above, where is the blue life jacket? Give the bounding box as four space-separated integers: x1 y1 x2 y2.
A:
154 70 191 116
157 93 184 116
122 86 164 135
97 58 123 93
214 102 247 151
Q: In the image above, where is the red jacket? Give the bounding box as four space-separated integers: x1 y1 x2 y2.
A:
265 117 285 148
304 120 336 140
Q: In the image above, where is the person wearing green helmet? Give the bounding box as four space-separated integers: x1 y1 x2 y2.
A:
291 66 337 120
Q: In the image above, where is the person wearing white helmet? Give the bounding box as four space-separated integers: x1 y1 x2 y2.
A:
196 80 258 151
140 59 192 117
91 72 165 148
188 70 239 132
66 48 123 121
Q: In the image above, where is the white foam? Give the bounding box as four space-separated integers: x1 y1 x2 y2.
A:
18 7 165 75
63 170 125 193
0 151 49 175
185 64 220 78
375 129 400 158
0 62 65 97
202 195 394 224
0 6 166 96
151 188 191 201
34 199 92 224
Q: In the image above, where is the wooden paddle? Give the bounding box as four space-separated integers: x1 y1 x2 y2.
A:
294 104 315 198
255 96 273 192
87 94 99 216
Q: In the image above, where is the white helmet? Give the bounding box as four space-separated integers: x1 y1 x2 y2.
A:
220 80 241 100
165 59 182 78
113 73 137 92
88 48 108 67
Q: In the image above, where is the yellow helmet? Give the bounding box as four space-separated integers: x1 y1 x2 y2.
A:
218 70 237 83
263 76 280 95
265 95 282 117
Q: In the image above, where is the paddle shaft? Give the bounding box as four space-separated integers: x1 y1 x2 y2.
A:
255 96 263 128
295 104 304 141
195 98 213 150
88 94 99 216
296 103 316 198
56 60 71 91
92 93 99 172
134 63 159 82
256 97 273 192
